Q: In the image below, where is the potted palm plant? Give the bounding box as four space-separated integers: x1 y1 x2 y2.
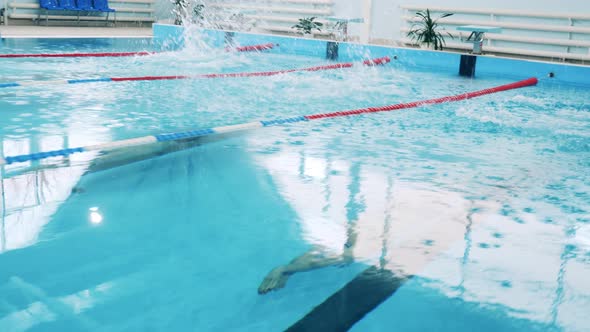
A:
293 17 323 37
407 9 453 50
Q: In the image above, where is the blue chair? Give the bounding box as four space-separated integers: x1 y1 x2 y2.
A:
76 0 95 11
38 0 70 25
37 0 115 26
58 0 79 10
39 0 62 10
92 0 115 26
92 0 115 12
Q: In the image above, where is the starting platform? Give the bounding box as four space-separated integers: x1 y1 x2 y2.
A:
325 16 364 41
456 25 502 77
323 16 364 60
457 25 502 54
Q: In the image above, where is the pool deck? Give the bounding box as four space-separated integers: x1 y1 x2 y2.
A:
0 25 152 38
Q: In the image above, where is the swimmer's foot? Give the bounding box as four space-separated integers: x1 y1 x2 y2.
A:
258 267 291 295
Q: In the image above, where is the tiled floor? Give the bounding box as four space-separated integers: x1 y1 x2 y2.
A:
0 25 152 38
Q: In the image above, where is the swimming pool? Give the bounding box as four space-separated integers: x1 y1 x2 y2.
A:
0 29 589 331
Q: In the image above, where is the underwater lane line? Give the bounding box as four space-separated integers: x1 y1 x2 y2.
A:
0 77 537 166
0 43 277 59
0 56 390 87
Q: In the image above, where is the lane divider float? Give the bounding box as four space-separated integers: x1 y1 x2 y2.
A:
0 77 538 166
0 56 390 88
0 43 277 59
231 43 276 52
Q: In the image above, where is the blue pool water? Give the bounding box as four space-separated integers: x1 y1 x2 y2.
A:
0 37 589 331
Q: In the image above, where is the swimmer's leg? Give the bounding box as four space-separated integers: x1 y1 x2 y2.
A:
258 249 352 295
259 224 359 295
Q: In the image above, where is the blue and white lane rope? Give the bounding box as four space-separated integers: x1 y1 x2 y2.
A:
0 117 307 166
0 77 539 167
0 78 111 88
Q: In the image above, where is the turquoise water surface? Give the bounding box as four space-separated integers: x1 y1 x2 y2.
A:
0 38 589 331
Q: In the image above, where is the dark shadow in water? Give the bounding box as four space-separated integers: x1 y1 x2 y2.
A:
83 133 240 175
286 267 409 332
5 132 240 182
